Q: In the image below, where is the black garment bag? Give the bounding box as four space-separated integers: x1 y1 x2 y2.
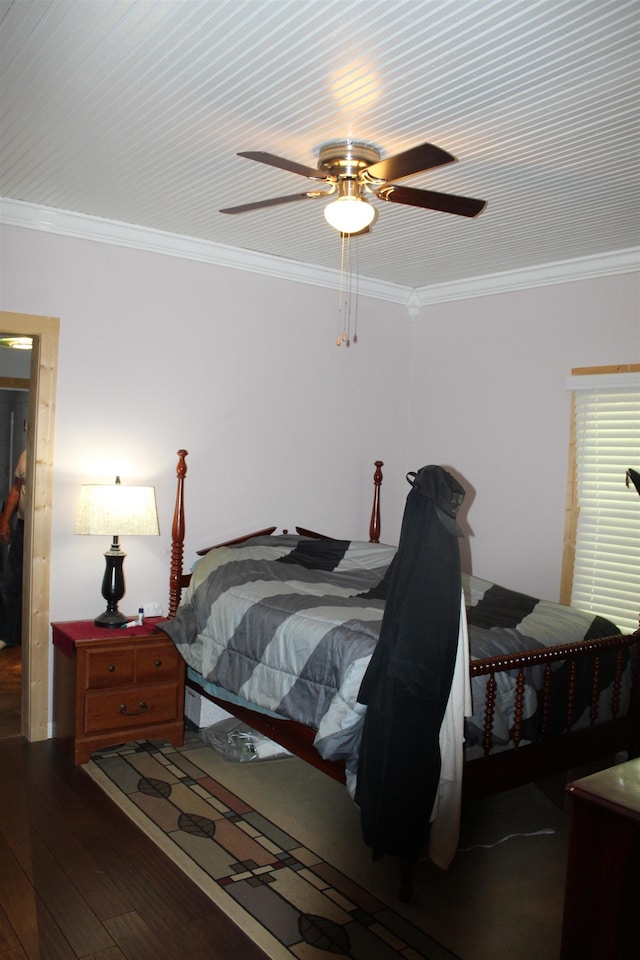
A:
356 465 465 862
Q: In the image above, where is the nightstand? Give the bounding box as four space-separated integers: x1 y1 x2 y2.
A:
52 618 185 764
561 758 640 959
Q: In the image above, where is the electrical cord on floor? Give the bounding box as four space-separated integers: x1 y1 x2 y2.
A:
458 828 556 851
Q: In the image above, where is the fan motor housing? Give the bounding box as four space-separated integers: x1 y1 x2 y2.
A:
317 140 381 179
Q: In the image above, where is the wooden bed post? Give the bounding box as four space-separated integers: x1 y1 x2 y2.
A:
169 449 188 618
369 460 383 543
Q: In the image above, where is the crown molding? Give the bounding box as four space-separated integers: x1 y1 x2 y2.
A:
0 198 410 305
2 197 637 308
414 248 640 306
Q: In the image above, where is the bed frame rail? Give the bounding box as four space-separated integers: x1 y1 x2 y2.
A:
464 630 640 799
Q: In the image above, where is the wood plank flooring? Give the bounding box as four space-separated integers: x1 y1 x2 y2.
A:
0 653 269 960
0 645 21 739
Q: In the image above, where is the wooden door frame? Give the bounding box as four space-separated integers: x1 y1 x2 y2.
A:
0 311 59 741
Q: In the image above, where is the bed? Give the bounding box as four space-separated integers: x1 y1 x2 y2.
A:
161 449 639 862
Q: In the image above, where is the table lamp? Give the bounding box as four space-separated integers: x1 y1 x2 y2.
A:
75 476 160 627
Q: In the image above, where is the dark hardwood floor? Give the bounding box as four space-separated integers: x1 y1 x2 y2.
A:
0 644 21 739
0 654 269 960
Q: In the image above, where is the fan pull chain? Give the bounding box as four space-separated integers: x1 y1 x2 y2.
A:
336 233 358 347
352 237 359 345
345 234 352 347
337 233 346 346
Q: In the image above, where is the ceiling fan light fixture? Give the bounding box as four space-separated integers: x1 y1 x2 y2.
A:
324 196 375 234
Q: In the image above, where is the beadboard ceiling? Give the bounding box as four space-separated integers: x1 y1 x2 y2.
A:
1 0 639 297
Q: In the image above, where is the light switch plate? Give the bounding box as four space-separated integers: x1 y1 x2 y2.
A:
142 601 163 617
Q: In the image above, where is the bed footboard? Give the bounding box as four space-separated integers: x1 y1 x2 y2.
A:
463 630 640 800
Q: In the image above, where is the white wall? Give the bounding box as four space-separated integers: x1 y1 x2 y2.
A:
1 225 638 622
1 225 410 623
407 274 640 599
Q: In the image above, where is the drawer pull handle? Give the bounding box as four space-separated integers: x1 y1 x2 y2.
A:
155 659 162 667
119 702 148 717
108 665 116 673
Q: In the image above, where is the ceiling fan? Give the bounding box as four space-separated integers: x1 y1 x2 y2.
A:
220 139 486 234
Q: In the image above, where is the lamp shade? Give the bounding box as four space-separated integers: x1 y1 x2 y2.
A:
75 481 159 537
324 196 375 234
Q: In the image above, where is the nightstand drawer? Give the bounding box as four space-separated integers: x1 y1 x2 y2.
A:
84 684 181 735
86 648 135 688
136 643 181 683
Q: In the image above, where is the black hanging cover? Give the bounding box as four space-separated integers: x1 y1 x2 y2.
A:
626 468 640 496
355 465 465 862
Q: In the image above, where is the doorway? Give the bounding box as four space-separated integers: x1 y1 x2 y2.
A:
0 311 59 741
0 372 30 736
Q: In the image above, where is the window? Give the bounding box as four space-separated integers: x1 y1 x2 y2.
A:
561 365 640 634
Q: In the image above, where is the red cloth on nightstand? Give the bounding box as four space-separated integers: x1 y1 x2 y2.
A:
52 617 167 657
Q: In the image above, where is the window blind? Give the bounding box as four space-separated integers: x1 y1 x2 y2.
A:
568 371 640 633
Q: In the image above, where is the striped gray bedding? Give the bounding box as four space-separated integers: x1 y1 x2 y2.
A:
160 535 623 769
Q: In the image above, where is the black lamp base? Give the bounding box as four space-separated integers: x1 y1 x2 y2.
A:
94 608 128 628
95 539 128 629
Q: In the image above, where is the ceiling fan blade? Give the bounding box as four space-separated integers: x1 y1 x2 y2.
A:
238 151 327 181
220 191 328 214
364 142 455 183
377 184 486 218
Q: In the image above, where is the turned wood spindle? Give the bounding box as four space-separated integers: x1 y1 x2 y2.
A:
169 449 188 618
566 659 577 729
483 674 497 756
589 655 601 725
512 669 526 748
542 664 553 738
369 460 383 544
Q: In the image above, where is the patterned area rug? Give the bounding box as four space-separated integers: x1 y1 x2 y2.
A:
85 733 461 960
